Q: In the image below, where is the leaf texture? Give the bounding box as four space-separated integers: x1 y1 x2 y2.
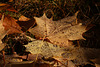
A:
25 37 100 66
29 11 86 46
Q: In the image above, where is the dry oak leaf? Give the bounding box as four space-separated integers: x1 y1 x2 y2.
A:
29 11 87 46
0 3 17 12
3 14 23 34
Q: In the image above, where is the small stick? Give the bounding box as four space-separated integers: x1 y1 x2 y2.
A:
2 51 5 67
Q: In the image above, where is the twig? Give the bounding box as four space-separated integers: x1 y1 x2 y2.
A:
2 51 5 67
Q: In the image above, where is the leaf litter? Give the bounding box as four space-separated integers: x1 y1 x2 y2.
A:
0 1 99 66
24 36 100 66
0 12 99 67
29 11 87 47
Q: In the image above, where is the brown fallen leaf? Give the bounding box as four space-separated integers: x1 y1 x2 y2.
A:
0 3 17 12
3 14 23 34
17 15 36 32
0 14 7 51
18 15 30 21
0 14 7 39
25 36 100 66
29 11 86 46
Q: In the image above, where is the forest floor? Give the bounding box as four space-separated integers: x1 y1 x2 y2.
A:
0 0 100 67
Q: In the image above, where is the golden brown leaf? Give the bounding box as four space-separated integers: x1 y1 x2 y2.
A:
25 36 100 66
19 15 30 21
29 11 86 47
24 38 64 58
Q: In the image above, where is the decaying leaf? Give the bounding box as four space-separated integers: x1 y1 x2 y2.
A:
3 14 23 34
17 16 36 32
29 11 87 46
0 14 7 39
24 38 64 58
24 36 100 66
62 47 100 65
0 14 7 51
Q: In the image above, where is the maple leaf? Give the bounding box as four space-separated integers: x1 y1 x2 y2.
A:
24 38 64 58
29 11 87 46
24 36 100 66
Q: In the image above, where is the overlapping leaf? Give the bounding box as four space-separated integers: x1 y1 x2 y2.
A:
24 39 64 58
0 15 7 51
24 36 100 66
29 11 87 46
17 15 36 32
3 14 23 34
